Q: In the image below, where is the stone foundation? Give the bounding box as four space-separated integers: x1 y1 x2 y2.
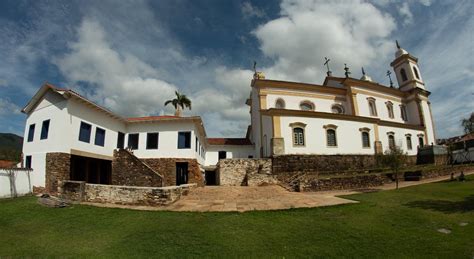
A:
59 180 196 206
112 149 163 187
45 152 71 193
217 159 276 186
299 174 387 192
141 158 203 186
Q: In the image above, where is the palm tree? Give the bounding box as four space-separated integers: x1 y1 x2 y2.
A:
164 91 192 116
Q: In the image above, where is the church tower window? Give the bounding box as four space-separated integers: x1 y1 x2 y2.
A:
413 66 420 79
400 68 408 81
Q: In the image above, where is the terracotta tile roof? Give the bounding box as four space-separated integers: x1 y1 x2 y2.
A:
0 160 17 168
207 138 252 146
125 115 203 122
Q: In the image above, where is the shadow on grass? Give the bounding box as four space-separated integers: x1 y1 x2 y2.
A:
404 195 474 214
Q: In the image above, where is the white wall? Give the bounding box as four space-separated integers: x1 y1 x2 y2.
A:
0 169 33 198
251 87 262 157
279 116 377 155
205 145 255 166
378 126 425 156
266 92 349 114
354 89 408 123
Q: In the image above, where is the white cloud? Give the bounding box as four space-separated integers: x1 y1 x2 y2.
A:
398 2 414 25
253 0 396 83
241 1 265 19
0 98 20 116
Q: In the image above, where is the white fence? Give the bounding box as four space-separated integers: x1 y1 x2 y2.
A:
0 168 33 198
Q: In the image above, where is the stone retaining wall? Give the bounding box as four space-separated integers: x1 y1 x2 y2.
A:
142 158 203 186
112 149 163 187
45 152 71 193
299 174 387 192
217 159 276 186
59 180 196 206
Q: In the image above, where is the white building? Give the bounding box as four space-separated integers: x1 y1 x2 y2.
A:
248 45 435 158
21 44 436 191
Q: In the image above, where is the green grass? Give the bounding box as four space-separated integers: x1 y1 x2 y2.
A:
1 176 473 258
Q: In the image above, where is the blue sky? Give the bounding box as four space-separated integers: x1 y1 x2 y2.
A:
0 0 472 138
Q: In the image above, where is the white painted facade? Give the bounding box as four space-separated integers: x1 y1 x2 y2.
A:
205 145 255 166
249 46 436 158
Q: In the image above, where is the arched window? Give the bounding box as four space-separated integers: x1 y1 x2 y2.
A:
324 124 338 147
367 98 377 116
275 98 285 109
406 134 412 150
413 66 420 79
400 105 408 121
400 68 408 81
299 101 314 111
293 128 305 146
418 134 424 148
386 101 394 119
359 128 371 148
331 104 344 114
387 132 395 150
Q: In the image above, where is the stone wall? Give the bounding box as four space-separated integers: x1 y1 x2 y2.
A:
45 152 71 193
112 149 163 187
272 155 377 174
299 174 387 192
59 180 197 206
141 158 203 187
217 159 276 186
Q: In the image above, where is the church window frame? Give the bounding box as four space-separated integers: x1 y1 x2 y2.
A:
386 101 394 119
359 127 371 148
400 68 408 81
290 122 306 147
400 104 408 121
405 134 413 150
331 104 345 114
275 98 286 109
413 66 420 80
417 134 424 148
387 132 396 150
324 124 338 147
299 100 315 111
367 97 378 116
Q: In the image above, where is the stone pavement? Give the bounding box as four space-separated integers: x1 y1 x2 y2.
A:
83 170 473 212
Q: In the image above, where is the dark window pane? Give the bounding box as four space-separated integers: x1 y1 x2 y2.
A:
40 120 50 140
117 132 125 149
178 132 191 149
362 132 370 148
25 155 32 169
419 137 424 147
195 137 198 152
407 136 412 150
327 129 337 147
94 127 106 146
128 133 139 150
78 122 92 143
147 133 159 149
293 128 304 146
389 135 395 149
218 151 227 160
27 124 35 142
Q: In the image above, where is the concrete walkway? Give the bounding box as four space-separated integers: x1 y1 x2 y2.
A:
83 170 473 212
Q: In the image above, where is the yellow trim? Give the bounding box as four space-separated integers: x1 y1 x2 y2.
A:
351 93 359 115
70 149 113 161
259 94 267 109
272 116 281 138
253 79 347 95
260 89 345 101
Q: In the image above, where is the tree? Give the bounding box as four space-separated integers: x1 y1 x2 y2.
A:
378 145 408 189
461 112 474 134
164 91 192 117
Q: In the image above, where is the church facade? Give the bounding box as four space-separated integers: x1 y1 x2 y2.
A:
248 45 435 158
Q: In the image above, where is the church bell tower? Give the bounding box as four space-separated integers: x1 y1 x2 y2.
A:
390 41 425 91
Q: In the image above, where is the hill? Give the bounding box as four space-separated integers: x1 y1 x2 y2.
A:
0 133 23 161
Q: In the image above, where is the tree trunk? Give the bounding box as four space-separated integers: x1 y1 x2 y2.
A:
175 106 182 117
395 169 399 190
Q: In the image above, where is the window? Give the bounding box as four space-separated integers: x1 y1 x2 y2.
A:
275 98 285 109
418 136 424 147
218 151 227 160
413 66 420 79
400 105 408 121
331 104 344 114
117 132 125 149
178 132 191 149
299 101 314 111
94 127 106 147
40 120 50 140
78 122 92 143
388 134 395 149
386 102 394 119
362 132 370 148
128 133 139 150
293 128 304 146
25 155 32 169
146 133 159 149
367 98 377 116
27 124 35 142
326 129 337 147
406 135 412 150
195 137 198 152
400 68 408 81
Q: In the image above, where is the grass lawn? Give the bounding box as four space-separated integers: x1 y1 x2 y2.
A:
1 176 473 258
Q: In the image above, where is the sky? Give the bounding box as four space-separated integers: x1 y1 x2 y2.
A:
0 0 472 139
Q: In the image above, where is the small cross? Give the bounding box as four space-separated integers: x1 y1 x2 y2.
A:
253 61 257 73
344 64 351 78
361 67 366 76
386 70 394 88
324 57 332 76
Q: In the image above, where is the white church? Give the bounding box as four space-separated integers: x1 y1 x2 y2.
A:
21 44 436 191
